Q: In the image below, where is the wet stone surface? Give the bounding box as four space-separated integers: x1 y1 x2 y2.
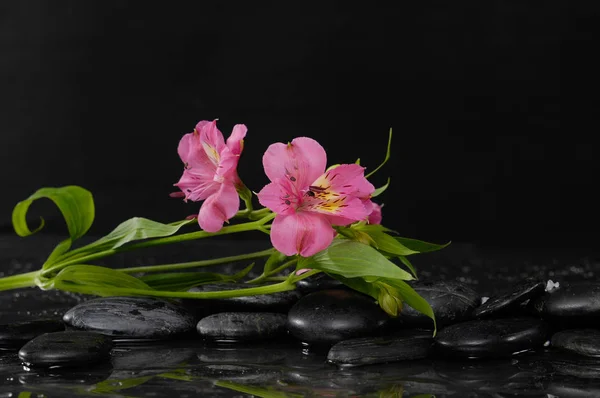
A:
398 280 480 327
18 331 113 367
0 319 65 348
327 329 433 367
474 278 546 318
184 283 302 315
435 317 549 358
551 329 600 357
287 289 390 345
532 282 600 327
62 296 197 340
295 273 345 293
197 312 288 342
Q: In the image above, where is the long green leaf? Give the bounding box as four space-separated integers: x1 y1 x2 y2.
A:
299 240 414 281
52 265 152 293
398 255 418 279
12 186 94 239
215 381 301 398
365 230 419 256
395 237 450 254
365 128 393 179
387 278 436 334
371 177 390 198
140 264 254 291
82 217 196 251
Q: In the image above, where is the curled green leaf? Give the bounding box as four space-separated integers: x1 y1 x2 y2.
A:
372 177 390 198
365 128 392 179
12 186 94 240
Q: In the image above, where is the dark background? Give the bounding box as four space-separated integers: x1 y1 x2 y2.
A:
1 2 598 248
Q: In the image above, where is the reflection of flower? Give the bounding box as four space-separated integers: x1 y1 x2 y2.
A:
174 120 247 232
258 137 374 257
368 202 383 225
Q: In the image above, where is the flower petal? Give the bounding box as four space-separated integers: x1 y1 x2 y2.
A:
307 195 371 223
174 169 219 201
226 124 247 155
270 212 334 257
368 202 383 224
262 137 327 191
198 183 240 232
257 181 296 215
198 120 226 167
310 164 373 197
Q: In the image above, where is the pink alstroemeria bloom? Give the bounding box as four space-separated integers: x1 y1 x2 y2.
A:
368 202 383 225
257 137 375 257
174 120 247 232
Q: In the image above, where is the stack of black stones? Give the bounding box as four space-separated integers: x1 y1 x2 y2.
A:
3 274 600 371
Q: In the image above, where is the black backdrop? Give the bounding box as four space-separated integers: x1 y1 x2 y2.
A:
1 2 598 248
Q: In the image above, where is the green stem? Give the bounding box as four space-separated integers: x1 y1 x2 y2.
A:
44 214 275 276
247 258 297 284
288 269 322 283
0 271 39 291
119 248 275 274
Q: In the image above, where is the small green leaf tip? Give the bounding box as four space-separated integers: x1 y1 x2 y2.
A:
365 128 392 179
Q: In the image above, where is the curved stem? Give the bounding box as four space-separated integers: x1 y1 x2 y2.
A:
119 248 275 274
246 258 297 284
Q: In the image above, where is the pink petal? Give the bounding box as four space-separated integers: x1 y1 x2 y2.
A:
270 212 334 257
257 181 296 215
177 132 195 164
368 202 383 224
174 168 219 202
215 147 240 181
307 195 370 223
197 183 240 232
311 164 373 197
226 124 247 155
262 137 327 191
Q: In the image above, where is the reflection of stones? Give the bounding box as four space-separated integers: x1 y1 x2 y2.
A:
18 363 113 387
197 312 287 342
18 331 113 367
295 273 344 294
547 356 600 379
532 282 600 328
183 283 301 315
327 329 433 367
547 377 600 398
63 296 196 339
287 289 389 345
189 363 281 384
474 278 545 318
551 329 600 358
0 319 65 348
435 317 548 358
397 280 480 328
198 342 288 364
111 343 196 370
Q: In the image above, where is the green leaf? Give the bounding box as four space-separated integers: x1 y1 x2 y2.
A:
140 264 254 291
398 255 418 279
215 381 301 398
395 237 451 254
12 186 94 239
372 177 390 198
51 265 152 296
387 278 436 334
45 239 73 266
263 250 287 275
365 128 392 179
299 240 414 281
364 230 419 256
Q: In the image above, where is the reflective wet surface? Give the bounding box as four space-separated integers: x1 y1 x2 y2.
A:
3 236 600 397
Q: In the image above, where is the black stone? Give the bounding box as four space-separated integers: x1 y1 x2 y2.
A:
551 329 600 357
295 273 344 294
111 344 197 370
0 319 65 348
18 331 112 367
197 312 287 342
435 317 548 358
62 296 196 339
532 282 600 327
287 289 389 345
474 278 546 318
183 283 301 315
198 343 288 364
398 280 480 328
327 329 433 366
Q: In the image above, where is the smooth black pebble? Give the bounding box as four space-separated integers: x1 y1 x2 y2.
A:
295 273 344 294
0 319 65 348
532 282 600 327
551 329 600 357
474 278 545 318
18 331 112 367
398 280 480 327
184 283 301 315
435 317 548 358
197 312 287 342
327 329 433 366
63 296 196 339
287 289 389 345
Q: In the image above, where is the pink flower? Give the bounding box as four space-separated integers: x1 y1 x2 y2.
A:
368 202 383 225
257 137 374 257
174 120 247 232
